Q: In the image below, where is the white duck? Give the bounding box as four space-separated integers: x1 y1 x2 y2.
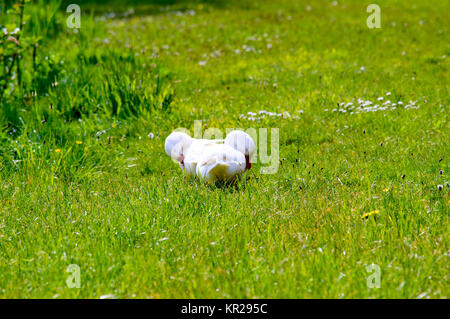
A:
164 130 256 183
164 131 222 176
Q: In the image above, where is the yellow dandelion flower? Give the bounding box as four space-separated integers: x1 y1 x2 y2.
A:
361 210 380 219
112 123 117 128
383 188 390 192
55 149 61 153
76 141 83 145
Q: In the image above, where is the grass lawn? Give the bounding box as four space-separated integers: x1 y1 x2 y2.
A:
0 0 448 298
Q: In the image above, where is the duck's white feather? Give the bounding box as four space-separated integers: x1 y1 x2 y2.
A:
225 130 256 158
183 140 220 177
196 144 246 183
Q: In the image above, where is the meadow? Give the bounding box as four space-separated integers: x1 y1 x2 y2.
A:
0 0 448 298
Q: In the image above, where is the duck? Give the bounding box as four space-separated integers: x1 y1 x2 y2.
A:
164 131 223 176
164 130 256 183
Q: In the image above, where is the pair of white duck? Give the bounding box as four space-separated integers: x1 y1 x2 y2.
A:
164 130 256 183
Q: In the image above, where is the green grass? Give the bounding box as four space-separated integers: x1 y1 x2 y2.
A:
0 0 448 298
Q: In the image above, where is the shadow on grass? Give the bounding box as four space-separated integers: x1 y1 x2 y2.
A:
176 171 257 193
